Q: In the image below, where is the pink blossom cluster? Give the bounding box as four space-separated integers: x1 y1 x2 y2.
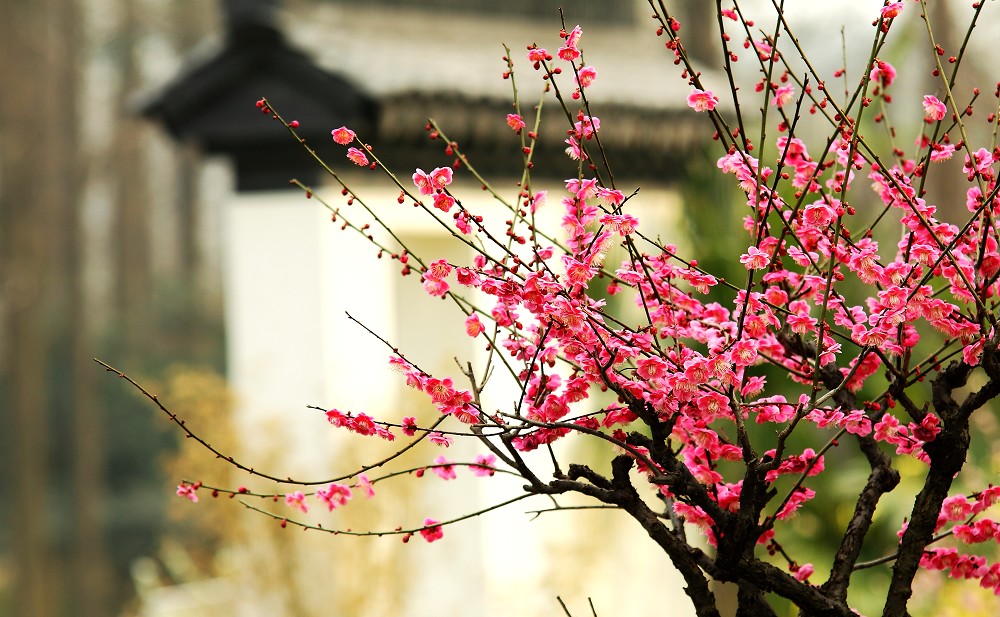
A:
325 408 396 440
389 355 478 423
176 7 1000 608
920 548 1000 594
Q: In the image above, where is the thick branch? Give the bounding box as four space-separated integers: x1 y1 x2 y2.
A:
736 581 777 617
737 559 853 617
609 455 723 617
779 331 901 599
822 448 899 600
882 359 973 617
958 342 1000 420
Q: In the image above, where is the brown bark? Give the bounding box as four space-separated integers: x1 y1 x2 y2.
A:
114 0 152 357
1 1 60 614
59 0 113 611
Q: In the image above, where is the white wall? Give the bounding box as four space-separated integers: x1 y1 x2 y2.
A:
219 181 696 616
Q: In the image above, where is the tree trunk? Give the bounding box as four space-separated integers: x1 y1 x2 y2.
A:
1 1 60 614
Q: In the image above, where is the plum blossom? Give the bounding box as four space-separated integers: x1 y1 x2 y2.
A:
559 25 583 61
355 474 375 498
793 563 814 582
506 113 525 132
316 483 352 511
331 126 355 145
431 455 457 480
176 482 199 503
930 143 956 161
574 115 600 139
284 491 308 513
413 167 454 195
350 412 377 436
600 213 639 236
881 2 903 19
471 454 497 477
346 147 369 166
464 313 484 337
687 88 719 112
422 276 449 297
428 431 453 447
771 85 795 107
527 47 549 64
922 95 947 121
401 416 418 437
564 135 586 160
433 192 455 213
420 518 444 542
740 246 770 270
575 66 598 89
869 60 896 87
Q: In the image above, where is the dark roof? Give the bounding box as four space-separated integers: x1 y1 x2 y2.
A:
139 1 712 189
138 3 377 190
375 91 711 182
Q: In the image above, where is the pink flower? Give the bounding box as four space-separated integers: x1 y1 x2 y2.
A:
346 147 369 166
530 190 547 213
740 246 770 270
728 340 759 367
869 60 896 87
284 491 308 513
426 259 451 280
428 431 453 447
316 483 352 511
506 113 525 132
687 88 719 112
420 518 444 542
794 563 814 582
331 126 355 145
527 47 549 63
563 257 595 286
471 454 497 477
558 45 581 62
771 85 795 107
401 416 418 436
600 214 638 236
455 212 472 234
923 95 947 121
881 2 903 19
433 192 455 212
176 482 199 503
575 66 598 89
422 277 450 297
564 136 586 160
412 169 433 195
412 167 454 195
574 115 601 138
325 408 350 427
559 25 583 61
595 187 624 206
431 455 457 480
429 167 453 189
940 495 973 522
636 357 669 380
465 313 484 337
350 412 377 436
355 474 375 498
930 143 956 161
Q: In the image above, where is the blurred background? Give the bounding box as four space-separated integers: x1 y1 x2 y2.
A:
1 1 998 616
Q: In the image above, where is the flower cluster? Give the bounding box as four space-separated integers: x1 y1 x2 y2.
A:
163 6 1000 613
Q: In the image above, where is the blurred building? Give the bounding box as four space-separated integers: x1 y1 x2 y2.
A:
133 1 716 616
